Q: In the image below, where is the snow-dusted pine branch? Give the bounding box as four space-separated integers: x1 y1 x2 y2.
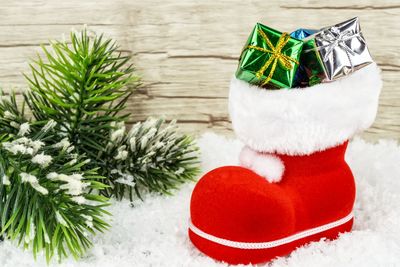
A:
102 118 199 200
0 107 109 262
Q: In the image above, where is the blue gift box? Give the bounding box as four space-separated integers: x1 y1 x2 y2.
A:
290 29 317 40
290 29 317 87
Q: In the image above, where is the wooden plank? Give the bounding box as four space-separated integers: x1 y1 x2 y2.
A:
0 0 399 140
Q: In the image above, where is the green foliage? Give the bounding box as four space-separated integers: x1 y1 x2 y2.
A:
0 98 109 262
102 118 199 200
0 91 28 136
23 29 199 199
24 30 138 158
0 29 199 261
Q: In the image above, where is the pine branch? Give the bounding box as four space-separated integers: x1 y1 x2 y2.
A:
24 30 139 157
0 91 29 136
0 109 109 262
23 29 200 199
101 118 200 200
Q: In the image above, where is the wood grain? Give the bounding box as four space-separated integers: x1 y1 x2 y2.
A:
0 0 399 140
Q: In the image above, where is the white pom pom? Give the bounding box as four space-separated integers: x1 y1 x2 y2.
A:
239 146 285 183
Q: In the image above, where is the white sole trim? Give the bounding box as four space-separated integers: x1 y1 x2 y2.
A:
189 211 353 249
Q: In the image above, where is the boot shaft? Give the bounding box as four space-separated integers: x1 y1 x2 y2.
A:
278 142 349 178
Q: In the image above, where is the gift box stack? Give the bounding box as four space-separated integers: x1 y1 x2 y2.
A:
236 17 373 89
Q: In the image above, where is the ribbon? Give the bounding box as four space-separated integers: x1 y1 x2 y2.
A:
245 30 299 86
315 27 366 72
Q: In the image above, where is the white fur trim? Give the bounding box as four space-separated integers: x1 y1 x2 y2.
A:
239 146 284 183
189 211 353 249
229 63 382 155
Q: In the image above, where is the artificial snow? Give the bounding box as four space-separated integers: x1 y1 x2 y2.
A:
47 172 89 196
31 152 53 167
18 122 31 136
20 172 49 195
0 132 399 266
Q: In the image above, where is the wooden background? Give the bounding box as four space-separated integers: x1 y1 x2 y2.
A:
0 0 399 140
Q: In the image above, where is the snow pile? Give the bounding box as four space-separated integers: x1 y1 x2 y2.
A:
0 132 399 266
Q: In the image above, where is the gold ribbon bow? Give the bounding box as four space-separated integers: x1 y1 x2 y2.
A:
246 30 299 86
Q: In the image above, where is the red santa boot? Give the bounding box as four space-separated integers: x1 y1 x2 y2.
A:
189 63 382 264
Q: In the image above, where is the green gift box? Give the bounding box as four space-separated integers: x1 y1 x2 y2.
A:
236 23 304 89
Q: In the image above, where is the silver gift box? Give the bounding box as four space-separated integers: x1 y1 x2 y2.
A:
303 17 373 82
